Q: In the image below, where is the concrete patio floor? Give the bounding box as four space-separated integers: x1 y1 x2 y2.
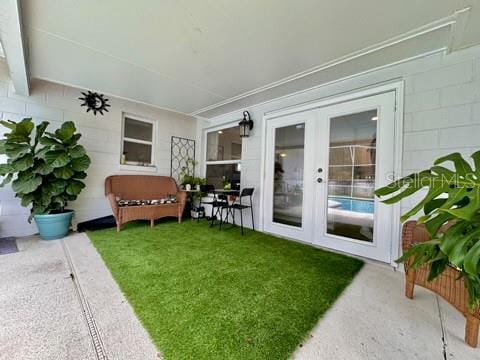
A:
0 232 479 360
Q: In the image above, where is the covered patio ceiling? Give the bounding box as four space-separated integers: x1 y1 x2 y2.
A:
7 1 480 116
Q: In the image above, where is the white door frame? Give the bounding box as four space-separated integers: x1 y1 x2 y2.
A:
314 92 396 263
260 81 404 266
263 111 317 242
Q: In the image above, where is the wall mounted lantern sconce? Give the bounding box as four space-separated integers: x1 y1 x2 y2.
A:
238 111 253 138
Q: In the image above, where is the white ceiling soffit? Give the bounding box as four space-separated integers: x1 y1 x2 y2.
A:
20 1 479 117
0 0 29 96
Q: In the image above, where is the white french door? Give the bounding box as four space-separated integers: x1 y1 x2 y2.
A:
263 91 397 263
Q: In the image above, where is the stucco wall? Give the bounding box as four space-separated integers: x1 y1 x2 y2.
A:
0 59 199 237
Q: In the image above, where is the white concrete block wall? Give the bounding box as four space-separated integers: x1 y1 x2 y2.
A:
0 62 198 237
201 45 480 254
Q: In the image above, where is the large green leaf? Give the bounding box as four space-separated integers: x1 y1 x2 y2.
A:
438 222 477 267
66 180 85 196
72 171 87 179
1 118 34 143
33 160 54 175
0 139 6 154
34 121 49 147
44 150 70 168
0 120 16 130
54 121 76 143
11 172 42 194
39 136 62 147
38 188 54 206
5 143 30 160
53 166 74 179
0 163 12 176
69 144 86 159
71 155 91 171
465 240 480 276
472 150 480 177
35 147 50 159
70 133 81 144
15 118 34 137
20 193 35 207
11 154 34 172
42 179 68 197
435 152 473 177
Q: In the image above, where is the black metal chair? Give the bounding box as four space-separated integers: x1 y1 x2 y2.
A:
196 184 228 226
220 188 254 235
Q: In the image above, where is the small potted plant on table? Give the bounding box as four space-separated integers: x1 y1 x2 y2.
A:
190 177 207 218
0 118 91 240
179 158 197 191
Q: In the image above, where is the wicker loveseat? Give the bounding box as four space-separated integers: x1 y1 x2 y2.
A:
402 221 480 347
105 175 187 231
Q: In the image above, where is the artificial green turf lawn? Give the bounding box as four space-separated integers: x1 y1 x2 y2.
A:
88 220 363 360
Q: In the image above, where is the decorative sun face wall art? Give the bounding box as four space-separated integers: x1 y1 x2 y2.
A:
79 91 111 115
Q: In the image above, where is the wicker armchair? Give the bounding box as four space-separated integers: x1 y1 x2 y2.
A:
402 221 480 347
105 175 186 231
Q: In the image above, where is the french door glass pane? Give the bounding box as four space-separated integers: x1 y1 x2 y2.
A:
273 123 305 227
327 110 377 242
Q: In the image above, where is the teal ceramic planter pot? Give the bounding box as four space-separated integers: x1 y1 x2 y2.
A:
34 211 74 240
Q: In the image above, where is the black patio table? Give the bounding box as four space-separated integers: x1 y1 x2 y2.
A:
209 189 240 227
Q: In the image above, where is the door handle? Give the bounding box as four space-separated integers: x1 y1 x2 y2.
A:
317 178 323 183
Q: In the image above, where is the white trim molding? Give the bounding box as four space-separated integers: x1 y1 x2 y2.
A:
191 7 471 118
0 0 30 95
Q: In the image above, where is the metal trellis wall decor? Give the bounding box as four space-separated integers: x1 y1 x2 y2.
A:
79 91 111 115
170 136 196 181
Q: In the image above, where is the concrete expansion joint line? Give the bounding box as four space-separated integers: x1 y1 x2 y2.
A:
435 295 448 360
61 240 108 360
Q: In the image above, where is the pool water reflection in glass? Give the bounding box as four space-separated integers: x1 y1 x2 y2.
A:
326 110 377 242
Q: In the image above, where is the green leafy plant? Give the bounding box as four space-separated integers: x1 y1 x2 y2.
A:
193 177 206 186
190 177 207 204
221 176 231 190
375 151 480 308
179 158 197 185
0 118 90 220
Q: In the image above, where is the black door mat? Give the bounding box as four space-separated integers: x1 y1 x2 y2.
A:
0 237 18 255
77 215 116 232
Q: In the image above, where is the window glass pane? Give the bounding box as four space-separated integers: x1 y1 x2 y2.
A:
327 109 377 242
123 141 152 165
206 164 241 189
273 123 305 228
206 126 242 161
124 117 153 141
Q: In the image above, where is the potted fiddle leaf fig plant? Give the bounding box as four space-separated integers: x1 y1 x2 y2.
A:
0 118 90 240
375 151 480 308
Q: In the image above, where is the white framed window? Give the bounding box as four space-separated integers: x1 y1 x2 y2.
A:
121 114 156 167
204 125 242 189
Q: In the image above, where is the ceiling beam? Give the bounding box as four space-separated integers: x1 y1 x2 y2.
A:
0 0 29 96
